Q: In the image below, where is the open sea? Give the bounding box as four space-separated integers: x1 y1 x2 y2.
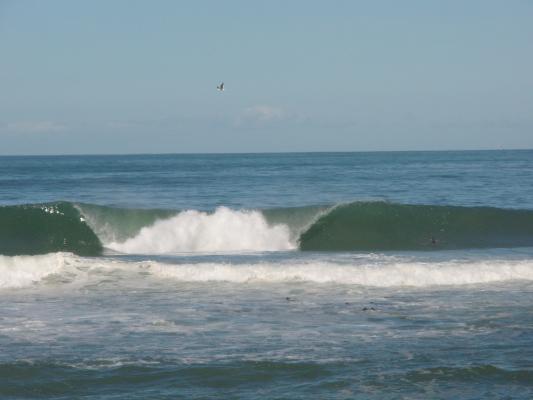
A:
1 150 533 399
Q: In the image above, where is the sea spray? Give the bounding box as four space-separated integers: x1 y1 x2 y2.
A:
107 206 295 254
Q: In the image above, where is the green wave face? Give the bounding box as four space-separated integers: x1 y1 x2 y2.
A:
0 202 102 256
262 205 331 241
298 202 533 251
76 203 176 243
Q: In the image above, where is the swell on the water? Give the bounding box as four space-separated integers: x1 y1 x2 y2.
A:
1 201 533 256
299 202 533 251
2 252 533 289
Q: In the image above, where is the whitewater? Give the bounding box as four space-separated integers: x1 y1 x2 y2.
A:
2 251 533 290
106 207 296 253
2 151 533 399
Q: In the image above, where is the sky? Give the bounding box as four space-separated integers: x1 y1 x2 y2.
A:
1 0 532 155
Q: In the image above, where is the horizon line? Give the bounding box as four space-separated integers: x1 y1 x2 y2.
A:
0 147 532 158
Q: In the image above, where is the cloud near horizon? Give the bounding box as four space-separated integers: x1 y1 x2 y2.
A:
2 121 68 134
232 105 288 128
243 105 285 122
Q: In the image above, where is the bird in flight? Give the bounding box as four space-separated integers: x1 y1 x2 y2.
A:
217 82 224 92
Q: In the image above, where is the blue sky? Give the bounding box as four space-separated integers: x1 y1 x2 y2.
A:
1 0 532 154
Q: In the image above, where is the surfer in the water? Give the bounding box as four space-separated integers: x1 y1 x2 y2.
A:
430 236 438 245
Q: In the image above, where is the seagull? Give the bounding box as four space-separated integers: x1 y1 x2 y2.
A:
217 82 224 92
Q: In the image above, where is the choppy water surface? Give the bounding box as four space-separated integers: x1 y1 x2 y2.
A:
1 151 533 399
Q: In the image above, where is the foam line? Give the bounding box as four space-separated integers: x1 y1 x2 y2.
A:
2 253 533 288
147 259 533 287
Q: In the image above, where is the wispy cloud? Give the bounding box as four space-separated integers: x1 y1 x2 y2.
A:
234 105 288 127
244 105 285 122
3 121 67 134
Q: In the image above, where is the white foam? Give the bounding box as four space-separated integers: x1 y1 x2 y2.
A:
107 207 295 254
146 259 533 287
0 253 69 289
3 253 533 289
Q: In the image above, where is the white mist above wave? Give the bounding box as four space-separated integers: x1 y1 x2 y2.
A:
2 252 533 289
106 207 295 254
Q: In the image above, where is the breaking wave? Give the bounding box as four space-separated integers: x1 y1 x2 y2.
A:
107 207 294 254
1 201 533 256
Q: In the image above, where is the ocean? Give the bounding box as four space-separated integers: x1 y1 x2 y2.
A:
1 150 532 399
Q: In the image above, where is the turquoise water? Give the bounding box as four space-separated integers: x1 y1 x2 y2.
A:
1 151 533 398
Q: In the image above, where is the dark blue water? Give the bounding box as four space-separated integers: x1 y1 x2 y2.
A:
1 151 533 399
2 150 532 209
